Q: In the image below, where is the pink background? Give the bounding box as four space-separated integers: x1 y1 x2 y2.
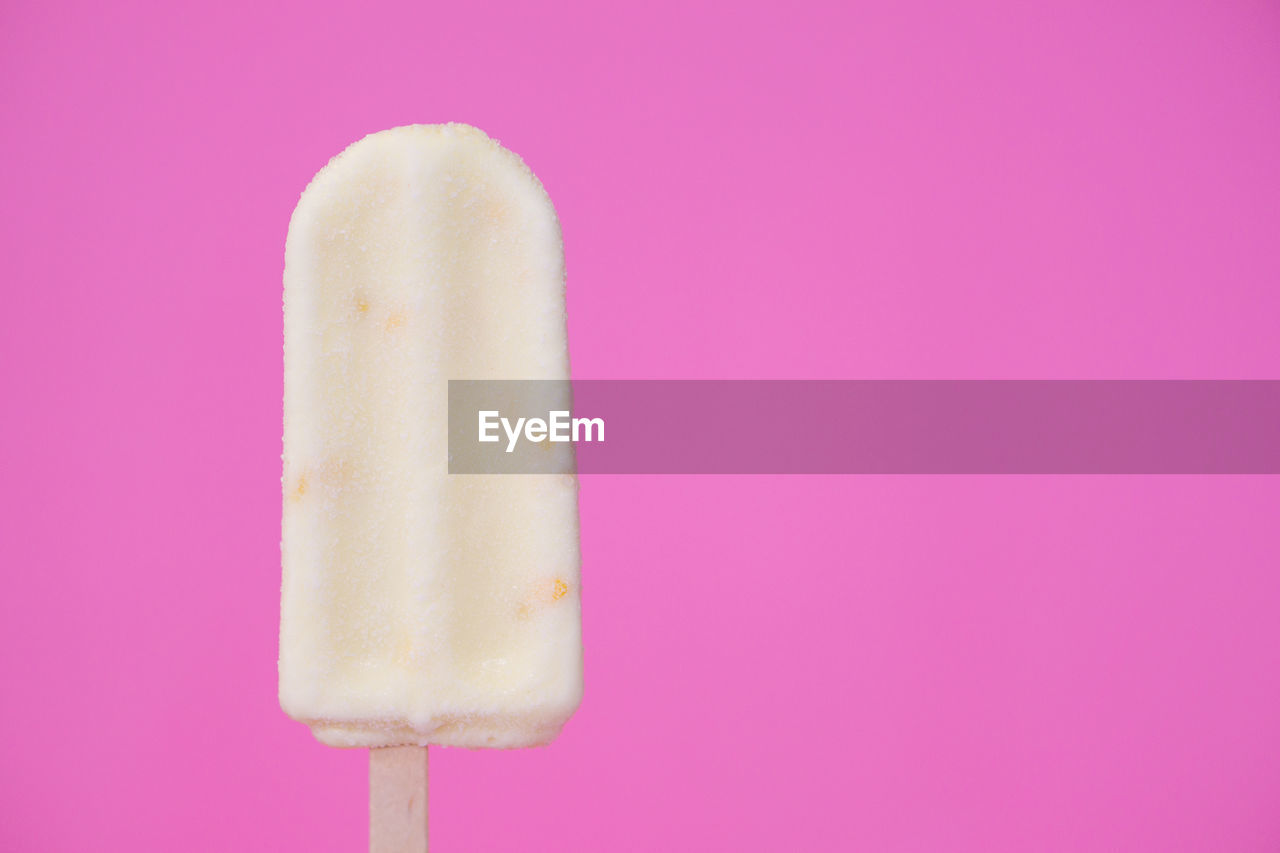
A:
3 0 1279 850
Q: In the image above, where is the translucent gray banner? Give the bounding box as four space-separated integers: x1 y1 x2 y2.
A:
448 380 1280 474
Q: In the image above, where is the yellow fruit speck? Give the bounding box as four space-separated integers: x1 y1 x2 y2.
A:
552 579 569 601
486 199 510 222
394 634 414 664
355 296 370 314
386 312 406 330
290 473 308 502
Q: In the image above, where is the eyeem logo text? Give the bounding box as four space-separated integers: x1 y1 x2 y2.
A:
478 410 605 452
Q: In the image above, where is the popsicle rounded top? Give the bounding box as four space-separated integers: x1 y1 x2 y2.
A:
279 125 583 749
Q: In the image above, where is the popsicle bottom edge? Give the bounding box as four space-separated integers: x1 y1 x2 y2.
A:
298 712 574 749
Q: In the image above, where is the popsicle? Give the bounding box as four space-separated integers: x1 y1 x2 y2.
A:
278 124 583 845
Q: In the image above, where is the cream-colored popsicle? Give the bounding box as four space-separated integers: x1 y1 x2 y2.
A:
279 124 582 749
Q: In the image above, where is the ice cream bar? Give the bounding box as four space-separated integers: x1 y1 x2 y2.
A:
279 124 582 749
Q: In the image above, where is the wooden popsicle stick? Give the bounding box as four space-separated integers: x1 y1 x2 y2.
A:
370 746 429 852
